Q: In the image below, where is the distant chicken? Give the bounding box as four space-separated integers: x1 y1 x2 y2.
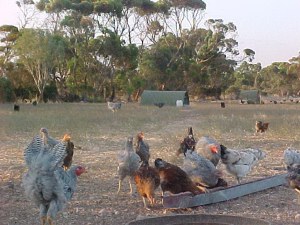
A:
286 165 300 195
255 121 269 133
176 127 196 156
182 150 227 189
107 101 122 112
154 158 203 196
117 136 141 194
135 132 150 164
134 161 160 209
195 136 221 167
62 134 74 170
154 102 165 108
283 148 300 168
220 144 266 184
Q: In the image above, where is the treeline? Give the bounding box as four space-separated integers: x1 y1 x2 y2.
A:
0 0 299 103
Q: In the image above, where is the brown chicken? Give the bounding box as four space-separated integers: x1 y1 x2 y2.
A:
134 161 160 209
255 121 269 133
286 165 300 195
62 134 74 170
154 158 203 196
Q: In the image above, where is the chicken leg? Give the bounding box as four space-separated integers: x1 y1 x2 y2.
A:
129 178 133 194
47 217 54 225
117 179 122 194
41 216 47 225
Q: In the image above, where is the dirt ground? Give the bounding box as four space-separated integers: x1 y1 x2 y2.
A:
1 103 300 225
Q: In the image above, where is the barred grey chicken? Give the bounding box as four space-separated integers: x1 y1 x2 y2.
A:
117 136 141 194
40 127 59 149
135 132 150 164
182 150 226 189
195 136 221 167
23 133 85 225
283 148 300 168
220 144 266 184
107 101 122 112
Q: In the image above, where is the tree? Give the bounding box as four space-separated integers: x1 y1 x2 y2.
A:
14 29 69 101
0 25 19 77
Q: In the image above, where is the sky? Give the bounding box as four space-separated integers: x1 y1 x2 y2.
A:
0 0 300 67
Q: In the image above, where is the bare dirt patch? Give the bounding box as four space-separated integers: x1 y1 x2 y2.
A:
0 102 299 225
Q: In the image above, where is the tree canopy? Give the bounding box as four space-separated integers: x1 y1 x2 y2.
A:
1 0 299 102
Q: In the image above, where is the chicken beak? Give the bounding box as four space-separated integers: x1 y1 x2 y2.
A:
210 145 218 154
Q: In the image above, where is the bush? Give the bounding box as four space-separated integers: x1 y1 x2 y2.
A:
0 77 15 102
43 82 58 102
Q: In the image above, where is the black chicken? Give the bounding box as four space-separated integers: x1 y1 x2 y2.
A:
135 132 150 164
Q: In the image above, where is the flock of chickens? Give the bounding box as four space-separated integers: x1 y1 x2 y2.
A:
114 124 300 211
22 122 300 224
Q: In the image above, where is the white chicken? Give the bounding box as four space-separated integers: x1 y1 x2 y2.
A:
182 150 227 189
117 136 141 194
195 136 221 167
220 144 266 184
283 148 300 168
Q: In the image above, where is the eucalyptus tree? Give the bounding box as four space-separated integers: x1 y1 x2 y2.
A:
258 62 298 96
0 25 19 77
13 29 72 101
233 61 262 88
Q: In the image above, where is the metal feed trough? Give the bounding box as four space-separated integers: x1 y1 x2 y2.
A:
126 174 286 225
163 174 287 208
126 214 271 225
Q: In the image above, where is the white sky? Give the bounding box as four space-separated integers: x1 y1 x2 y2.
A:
0 0 300 67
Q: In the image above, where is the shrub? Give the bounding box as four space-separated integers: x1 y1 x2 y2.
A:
0 77 15 102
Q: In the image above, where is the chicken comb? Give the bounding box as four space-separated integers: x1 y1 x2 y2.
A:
62 134 71 142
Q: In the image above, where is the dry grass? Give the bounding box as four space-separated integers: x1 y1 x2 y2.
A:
0 102 300 225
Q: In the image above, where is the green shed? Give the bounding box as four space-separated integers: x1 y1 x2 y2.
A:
239 90 260 104
140 90 190 106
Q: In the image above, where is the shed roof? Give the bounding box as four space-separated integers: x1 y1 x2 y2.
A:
140 90 189 106
239 90 260 103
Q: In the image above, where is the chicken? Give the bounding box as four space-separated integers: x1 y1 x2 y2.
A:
283 148 300 168
40 129 74 171
154 158 203 196
40 127 60 148
176 127 196 156
220 144 266 184
182 150 227 189
107 101 122 112
62 134 74 170
255 121 269 133
23 133 85 225
135 132 150 164
154 102 165 108
286 165 300 195
134 161 160 209
195 136 221 167
117 136 141 194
